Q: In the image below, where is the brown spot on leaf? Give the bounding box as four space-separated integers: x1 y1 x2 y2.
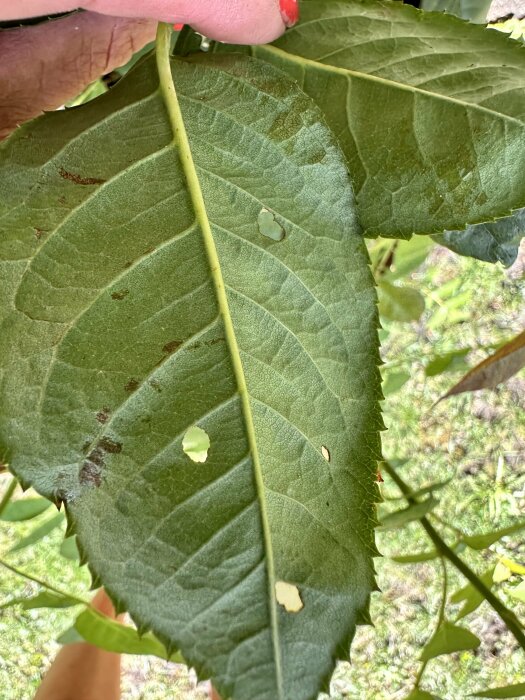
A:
124 378 139 392
34 228 46 240
96 408 111 424
111 289 129 301
58 167 106 186
79 460 102 488
163 340 183 354
79 438 122 488
98 437 122 454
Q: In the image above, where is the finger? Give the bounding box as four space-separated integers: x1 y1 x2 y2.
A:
0 0 298 44
0 12 156 139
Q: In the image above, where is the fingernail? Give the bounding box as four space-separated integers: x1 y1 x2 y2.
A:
279 0 299 28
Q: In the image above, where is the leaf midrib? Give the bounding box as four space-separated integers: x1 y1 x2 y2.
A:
256 44 525 129
155 26 284 697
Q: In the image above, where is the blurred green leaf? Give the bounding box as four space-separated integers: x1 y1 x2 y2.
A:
420 0 492 23
387 237 435 281
462 521 525 549
382 371 411 397
9 512 64 552
411 479 453 499
0 497 51 522
74 607 183 661
471 683 525 698
508 581 525 603
420 621 480 661
378 497 438 530
1 590 80 611
391 550 440 564
425 349 471 377
378 281 425 322
405 689 444 700
450 568 494 619
60 536 80 561
434 209 525 267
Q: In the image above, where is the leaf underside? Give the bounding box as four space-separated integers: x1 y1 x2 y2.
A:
0 54 381 700
226 0 525 239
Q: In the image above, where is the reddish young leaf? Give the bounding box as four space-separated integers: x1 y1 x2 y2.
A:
440 330 525 400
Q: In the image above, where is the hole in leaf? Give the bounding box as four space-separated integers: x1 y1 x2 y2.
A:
258 208 285 242
182 426 210 463
275 581 303 613
321 445 330 462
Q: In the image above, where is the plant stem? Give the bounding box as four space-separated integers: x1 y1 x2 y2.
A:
0 477 17 518
382 460 525 652
0 558 89 606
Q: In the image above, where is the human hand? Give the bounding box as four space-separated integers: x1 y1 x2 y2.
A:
0 0 298 138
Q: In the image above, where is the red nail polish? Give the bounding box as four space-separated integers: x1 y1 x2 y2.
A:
279 0 299 28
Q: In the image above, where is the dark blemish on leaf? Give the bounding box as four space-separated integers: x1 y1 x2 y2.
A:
326 501 329 507
149 379 162 393
188 338 225 351
321 445 331 462
163 340 183 354
258 208 285 242
95 408 111 424
58 196 66 205
123 261 133 269
124 378 139 392
111 289 129 301
79 460 102 487
81 440 91 453
98 437 122 454
79 438 122 488
34 228 46 240
58 167 106 186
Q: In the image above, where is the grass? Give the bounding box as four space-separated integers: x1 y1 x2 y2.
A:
1 241 524 699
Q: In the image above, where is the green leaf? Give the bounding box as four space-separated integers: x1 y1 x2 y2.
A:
450 567 494 619
74 607 182 661
9 512 65 552
0 52 381 700
60 536 80 561
0 590 80 611
0 496 51 521
508 581 525 603
386 237 435 281
463 521 525 549
378 281 425 323
390 550 440 564
421 0 492 23
405 689 444 700
378 496 438 530
420 621 481 661
471 683 525 698
425 349 471 377
240 0 525 238
382 370 411 397
434 208 525 267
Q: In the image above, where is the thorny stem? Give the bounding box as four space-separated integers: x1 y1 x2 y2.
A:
414 556 447 688
0 558 89 606
382 460 525 652
0 477 17 518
